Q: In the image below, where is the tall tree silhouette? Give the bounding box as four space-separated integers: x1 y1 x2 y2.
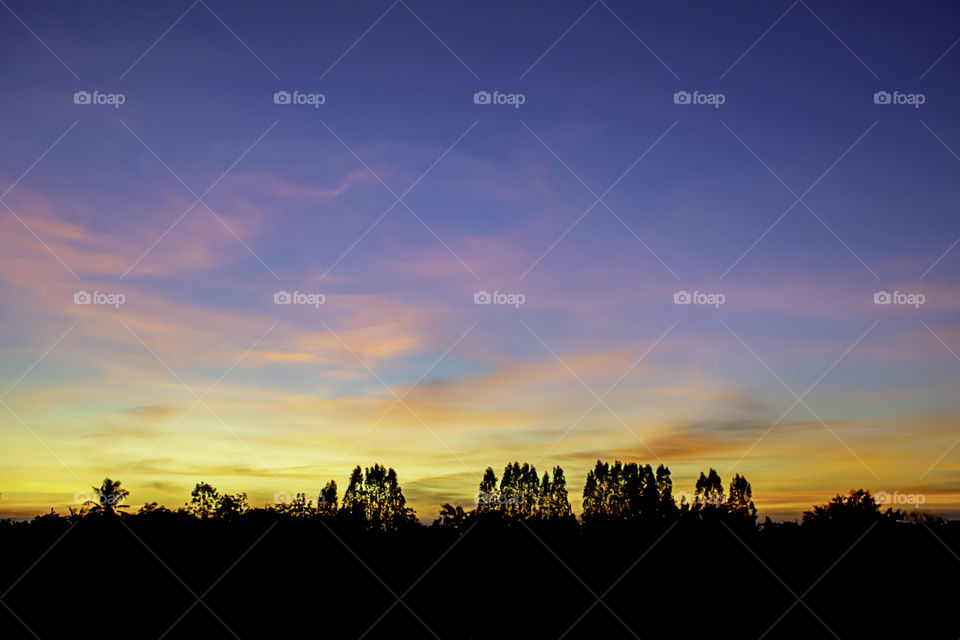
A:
694 469 724 511
727 474 757 521
317 480 338 516
583 460 674 521
656 464 676 516
545 466 573 519
477 467 498 514
340 464 416 530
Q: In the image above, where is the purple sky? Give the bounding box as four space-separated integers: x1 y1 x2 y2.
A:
1 0 959 519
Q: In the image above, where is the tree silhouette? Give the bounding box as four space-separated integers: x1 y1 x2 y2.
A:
582 460 675 522
543 467 573 520
656 464 676 516
802 489 901 525
694 469 724 512
215 491 248 519
340 464 416 530
90 478 130 516
317 480 338 516
727 474 757 521
476 467 498 514
188 482 218 518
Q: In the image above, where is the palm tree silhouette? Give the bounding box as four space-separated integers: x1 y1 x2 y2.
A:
90 477 130 516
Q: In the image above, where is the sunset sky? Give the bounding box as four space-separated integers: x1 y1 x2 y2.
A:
1 0 959 520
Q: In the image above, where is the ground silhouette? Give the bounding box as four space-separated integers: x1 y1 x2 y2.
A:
1 461 956 639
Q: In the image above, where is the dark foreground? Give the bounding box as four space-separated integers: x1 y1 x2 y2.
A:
1 515 956 640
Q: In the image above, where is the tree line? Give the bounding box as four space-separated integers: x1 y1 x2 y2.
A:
35 459 924 530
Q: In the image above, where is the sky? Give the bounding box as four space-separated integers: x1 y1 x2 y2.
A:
1 0 959 520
